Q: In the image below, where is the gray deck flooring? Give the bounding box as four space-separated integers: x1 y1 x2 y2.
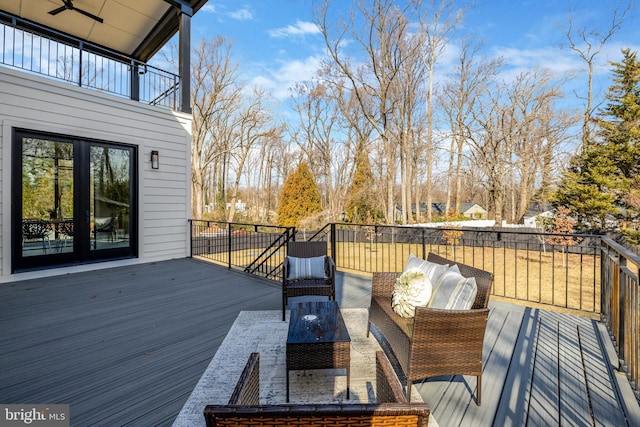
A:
1 258 638 426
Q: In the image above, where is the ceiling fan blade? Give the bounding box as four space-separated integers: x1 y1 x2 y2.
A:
48 6 68 16
73 7 104 24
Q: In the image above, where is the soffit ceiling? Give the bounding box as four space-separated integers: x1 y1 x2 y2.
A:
0 0 207 61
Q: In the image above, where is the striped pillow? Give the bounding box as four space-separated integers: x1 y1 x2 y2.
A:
403 254 449 283
427 266 477 310
287 255 327 280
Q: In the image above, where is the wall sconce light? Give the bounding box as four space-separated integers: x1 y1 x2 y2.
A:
151 150 159 170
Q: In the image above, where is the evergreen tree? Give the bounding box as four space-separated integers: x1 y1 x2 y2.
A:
598 48 640 225
276 161 322 227
345 150 383 223
553 49 640 229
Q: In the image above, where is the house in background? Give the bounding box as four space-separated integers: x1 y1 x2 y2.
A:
429 202 488 219
397 202 488 222
0 1 208 281
522 203 555 227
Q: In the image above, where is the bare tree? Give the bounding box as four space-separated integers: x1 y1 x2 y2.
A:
190 36 242 218
439 38 502 217
392 27 427 224
289 79 348 219
419 0 466 222
503 68 573 224
563 1 631 148
227 89 283 222
315 0 423 223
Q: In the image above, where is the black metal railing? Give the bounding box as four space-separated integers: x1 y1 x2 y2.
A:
190 220 295 280
328 223 602 313
190 220 639 401
0 11 181 111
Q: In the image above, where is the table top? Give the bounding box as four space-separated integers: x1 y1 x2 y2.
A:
287 301 350 345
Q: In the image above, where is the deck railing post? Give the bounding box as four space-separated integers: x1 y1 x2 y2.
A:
188 219 192 257
228 222 232 269
330 223 337 263
618 255 627 365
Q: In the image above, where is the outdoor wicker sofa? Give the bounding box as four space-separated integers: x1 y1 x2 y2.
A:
203 351 431 427
282 241 336 320
368 252 494 404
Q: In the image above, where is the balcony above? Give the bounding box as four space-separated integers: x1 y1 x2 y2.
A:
0 1 208 113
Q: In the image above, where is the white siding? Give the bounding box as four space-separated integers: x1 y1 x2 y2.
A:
0 67 192 280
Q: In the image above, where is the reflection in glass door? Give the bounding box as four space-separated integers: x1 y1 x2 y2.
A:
90 146 131 251
13 130 137 272
20 138 74 257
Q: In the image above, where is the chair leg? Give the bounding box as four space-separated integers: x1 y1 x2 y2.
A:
406 381 412 402
476 375 481 405
282 293 286 321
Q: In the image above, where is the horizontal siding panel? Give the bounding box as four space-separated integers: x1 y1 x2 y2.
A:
0 67 192 277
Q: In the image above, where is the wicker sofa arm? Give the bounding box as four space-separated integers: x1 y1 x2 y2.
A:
228 352 260 405
371 272 400 298
376 351 406 403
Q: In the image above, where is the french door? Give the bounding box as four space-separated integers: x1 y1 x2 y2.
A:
12 129 138 272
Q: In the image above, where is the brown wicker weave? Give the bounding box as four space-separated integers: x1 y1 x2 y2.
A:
282 241 336 320
367 252 494 405
203 351 431 427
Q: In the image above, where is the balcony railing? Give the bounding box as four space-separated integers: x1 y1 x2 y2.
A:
0 11 181 111
189 220 639 402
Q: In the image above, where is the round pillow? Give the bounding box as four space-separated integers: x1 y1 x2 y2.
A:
391 267 433 318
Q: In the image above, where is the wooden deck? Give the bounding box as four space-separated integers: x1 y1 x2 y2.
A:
1 258 638 426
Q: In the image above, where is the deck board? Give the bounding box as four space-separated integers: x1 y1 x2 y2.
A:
528 316 561 425
1 258 638 427
558 319 592 426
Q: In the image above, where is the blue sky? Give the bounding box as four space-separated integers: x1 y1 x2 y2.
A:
188 0 639 111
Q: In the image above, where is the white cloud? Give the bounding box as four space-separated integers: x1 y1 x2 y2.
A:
229 8 254 21
489 45 583 77
268 20 320 39
249 55 324 100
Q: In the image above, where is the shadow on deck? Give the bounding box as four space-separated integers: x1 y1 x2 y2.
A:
0 258 638 426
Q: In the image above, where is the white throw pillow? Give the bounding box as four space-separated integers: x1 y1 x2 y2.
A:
403 253 449 283
428 266 478 310
287 255 327 280
392 267 433 318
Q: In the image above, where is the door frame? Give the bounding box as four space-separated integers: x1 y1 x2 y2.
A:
11 128 138 272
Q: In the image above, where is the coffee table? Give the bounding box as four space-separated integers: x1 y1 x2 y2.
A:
286 300 351 402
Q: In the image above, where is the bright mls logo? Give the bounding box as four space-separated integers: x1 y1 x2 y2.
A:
0 405 69 427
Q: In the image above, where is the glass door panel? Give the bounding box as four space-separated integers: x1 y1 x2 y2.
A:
13 129 137 272
21 138 74 257
90 146 132 251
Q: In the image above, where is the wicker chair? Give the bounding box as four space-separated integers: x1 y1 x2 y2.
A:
282 241 336 320
203 351 431 427
367 252 494 404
